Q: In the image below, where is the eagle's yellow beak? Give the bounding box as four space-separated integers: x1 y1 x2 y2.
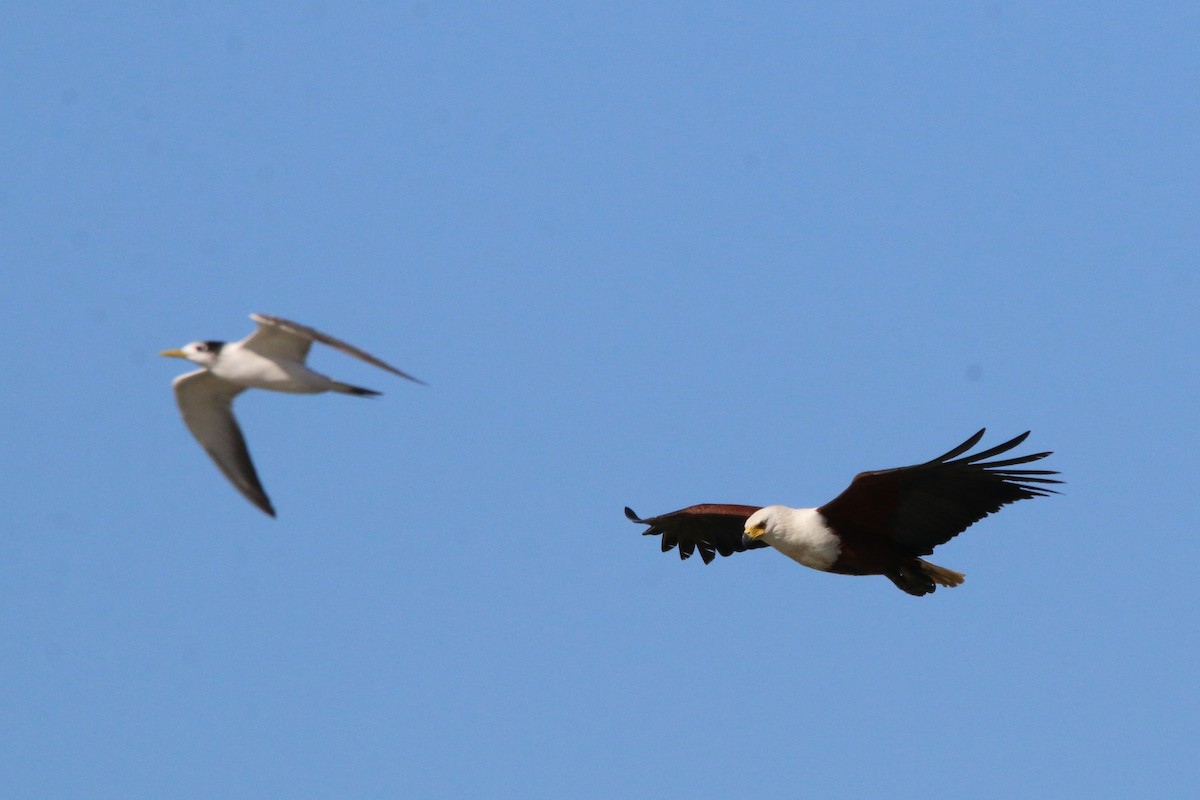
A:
159 349 187 358
741 522 766 549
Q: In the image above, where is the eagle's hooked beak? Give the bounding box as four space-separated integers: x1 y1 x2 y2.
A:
742 523 765 548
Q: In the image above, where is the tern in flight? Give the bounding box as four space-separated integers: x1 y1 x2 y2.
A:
161 313 422 517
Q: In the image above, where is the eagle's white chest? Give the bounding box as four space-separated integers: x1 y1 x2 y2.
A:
762 507 841 571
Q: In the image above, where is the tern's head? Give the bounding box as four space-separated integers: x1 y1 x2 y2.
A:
160 340 225 368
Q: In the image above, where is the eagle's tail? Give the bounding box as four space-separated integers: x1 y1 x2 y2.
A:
919 560 966 588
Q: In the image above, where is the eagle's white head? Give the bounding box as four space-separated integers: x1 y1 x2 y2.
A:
744 504 841 571
744 505 791 543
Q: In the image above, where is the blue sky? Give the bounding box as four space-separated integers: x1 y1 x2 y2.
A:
2 3 1197 797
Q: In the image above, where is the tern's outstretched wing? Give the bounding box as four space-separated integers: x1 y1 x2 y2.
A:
172 369 275 517
243 313 423 384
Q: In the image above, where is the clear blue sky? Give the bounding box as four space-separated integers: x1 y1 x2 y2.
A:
2 3 1197 798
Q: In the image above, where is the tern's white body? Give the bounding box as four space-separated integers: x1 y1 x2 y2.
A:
207 341 337 393
746 505 841 571
162 313 421 517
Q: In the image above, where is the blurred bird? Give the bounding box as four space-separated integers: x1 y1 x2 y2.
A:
161 313 422 517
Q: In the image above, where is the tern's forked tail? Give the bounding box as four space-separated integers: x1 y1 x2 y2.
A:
332 381 382 397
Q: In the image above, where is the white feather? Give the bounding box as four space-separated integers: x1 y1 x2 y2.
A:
748 505 841 571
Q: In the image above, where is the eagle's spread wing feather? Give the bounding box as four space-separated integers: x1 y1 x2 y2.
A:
625 504 767 564
818 429 1060 556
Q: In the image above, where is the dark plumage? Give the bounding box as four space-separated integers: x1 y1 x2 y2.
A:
624 504 768 564
626 429 1060 595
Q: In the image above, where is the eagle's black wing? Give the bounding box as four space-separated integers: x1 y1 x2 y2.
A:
625 504 768 564
818 430 1060 556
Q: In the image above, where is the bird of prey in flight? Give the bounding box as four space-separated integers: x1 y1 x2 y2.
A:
626 430 1059 595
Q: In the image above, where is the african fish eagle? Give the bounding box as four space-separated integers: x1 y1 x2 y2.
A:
625 429 1060 596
